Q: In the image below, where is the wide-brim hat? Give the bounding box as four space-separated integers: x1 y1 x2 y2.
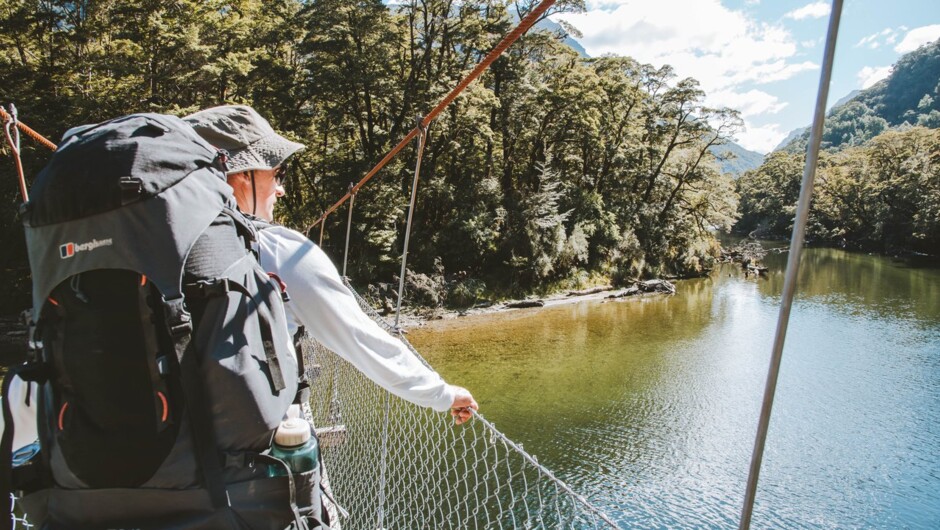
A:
184 105 305 174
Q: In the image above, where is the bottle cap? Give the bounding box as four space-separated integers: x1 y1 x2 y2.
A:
274 418 311 447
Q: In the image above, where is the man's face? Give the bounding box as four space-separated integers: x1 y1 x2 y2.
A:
229 167 285 221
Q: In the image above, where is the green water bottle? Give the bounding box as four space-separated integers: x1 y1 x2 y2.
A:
269 417 319 477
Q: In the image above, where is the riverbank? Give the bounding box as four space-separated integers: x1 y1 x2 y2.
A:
396 279 678 330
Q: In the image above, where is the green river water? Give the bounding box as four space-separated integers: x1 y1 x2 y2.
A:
409 247 940 529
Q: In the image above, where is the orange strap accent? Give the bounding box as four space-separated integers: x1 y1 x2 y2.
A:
58 402 69 430
308 0 558 233
157 391 168 422
140 274 147 286
47 297 59 306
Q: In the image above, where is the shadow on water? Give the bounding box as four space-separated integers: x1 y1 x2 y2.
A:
410 247 940 529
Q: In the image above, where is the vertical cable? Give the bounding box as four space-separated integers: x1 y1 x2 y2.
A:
343 183 356 278
380 117 428 528
738 1 843 528
319 214 327 247
394 118 428 329
376 391 391 530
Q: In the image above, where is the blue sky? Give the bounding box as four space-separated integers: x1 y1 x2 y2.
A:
552 0 940 153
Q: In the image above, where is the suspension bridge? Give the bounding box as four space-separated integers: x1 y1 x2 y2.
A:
2 0 846 527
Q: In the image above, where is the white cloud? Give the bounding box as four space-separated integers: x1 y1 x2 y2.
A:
709 89 787 118
856 28 896 49
734 60 818 85
553 0 824 147
784 2 830 21
554 0 809 96
895 24 940 53
735 120 787 154
857 66 892 89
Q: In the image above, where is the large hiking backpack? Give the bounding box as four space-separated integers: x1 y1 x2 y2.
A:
1 113 322 529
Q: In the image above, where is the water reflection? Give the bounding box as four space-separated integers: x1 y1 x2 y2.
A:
410 247 940 529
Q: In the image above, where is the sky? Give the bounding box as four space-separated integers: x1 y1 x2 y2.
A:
551 0 940 153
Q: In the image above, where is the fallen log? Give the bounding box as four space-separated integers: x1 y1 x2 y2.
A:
505 299 545 308
637 279 676 294
606 286 641 299
567 285 613 296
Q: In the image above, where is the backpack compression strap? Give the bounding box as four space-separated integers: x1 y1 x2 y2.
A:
162 298 230 509
183 278 286 393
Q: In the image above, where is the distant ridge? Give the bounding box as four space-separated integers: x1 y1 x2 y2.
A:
710 142 764 177
534 17 588 57
773 89 862 151
775 38 940 152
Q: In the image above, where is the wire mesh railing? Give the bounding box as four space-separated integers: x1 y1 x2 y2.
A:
301 279 618 529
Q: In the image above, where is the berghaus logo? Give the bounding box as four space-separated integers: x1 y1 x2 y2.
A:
59 238 113 259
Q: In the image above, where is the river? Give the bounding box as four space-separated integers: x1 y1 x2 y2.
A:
408 247 940 529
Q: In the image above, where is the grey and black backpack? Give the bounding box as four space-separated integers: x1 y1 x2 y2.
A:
1 113 324 529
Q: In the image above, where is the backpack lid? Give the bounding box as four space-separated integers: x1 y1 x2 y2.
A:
26 113 223 228
23 113 235 311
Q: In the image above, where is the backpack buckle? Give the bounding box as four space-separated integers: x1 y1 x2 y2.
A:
119 176 143 205
162 297 193 339
10 360 50 384
168 316 192 339
189 278 231 298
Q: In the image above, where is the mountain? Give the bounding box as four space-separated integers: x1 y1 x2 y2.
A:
773 126 808 152
534 17 588 57
832 89 861 109
775 38 940 152
710 141 764 177
772 89 864 151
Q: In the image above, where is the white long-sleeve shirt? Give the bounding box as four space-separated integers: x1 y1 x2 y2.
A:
256 225 456 412
1 376 38 453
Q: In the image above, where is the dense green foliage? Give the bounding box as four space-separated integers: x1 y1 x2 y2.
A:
739 39 940 255
737 127 940 254
0 0 742 312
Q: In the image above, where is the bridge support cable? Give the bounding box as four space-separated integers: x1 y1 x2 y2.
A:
394 118 428 330
342 183 356 278
1 105 27 203
307 0 558 234
319 213 328 247
0 105 57 152
738 1 844 528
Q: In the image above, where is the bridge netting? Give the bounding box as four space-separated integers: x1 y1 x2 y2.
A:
300 278 618 529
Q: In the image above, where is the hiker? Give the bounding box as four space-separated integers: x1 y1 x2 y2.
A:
4 112 320 528
184 105 478 424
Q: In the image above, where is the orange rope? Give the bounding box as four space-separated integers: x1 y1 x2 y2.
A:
308 0 557 232
0 106 57 151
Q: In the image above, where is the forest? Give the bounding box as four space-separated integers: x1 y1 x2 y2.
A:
737 39 940 255
1 2 937 315
0 0 745 313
